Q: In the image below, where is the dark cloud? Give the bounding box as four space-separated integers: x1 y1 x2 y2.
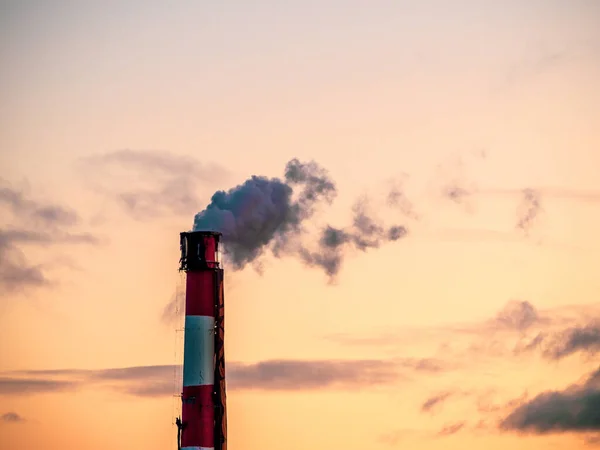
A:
543 323 600 360
1 412 25 423
0 180 100 294
500 366 600 435
519 322 600 361
421 391 454 413
79 149 227 218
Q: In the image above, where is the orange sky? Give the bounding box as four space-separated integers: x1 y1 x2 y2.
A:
1 1 600 449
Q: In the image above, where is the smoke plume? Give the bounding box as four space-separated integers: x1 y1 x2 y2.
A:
193 159 336 269
192 159 406 278
299 199 407 278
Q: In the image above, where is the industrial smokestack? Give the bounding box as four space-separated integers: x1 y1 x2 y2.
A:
177 231 227 450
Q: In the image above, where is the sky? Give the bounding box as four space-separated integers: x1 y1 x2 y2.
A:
1 1 600 449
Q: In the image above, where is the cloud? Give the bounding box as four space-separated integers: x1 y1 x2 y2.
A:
0 229 99 248
0 183 79 228
516 188 542 235
91 365 175 381
491 300 545 332
1 412 25 423
325 300 547 351
400 358 448 373
2 358 442 398
227 359 399 390
78 149 227 219
518 322 600 361
0 377 79 395
500 366 600 435
89 365 177 398
0 180 100 294
421 391 454 413
436 421 466 437
0 244 50 292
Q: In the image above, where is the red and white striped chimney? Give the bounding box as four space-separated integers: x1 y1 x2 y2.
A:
178 231 227 450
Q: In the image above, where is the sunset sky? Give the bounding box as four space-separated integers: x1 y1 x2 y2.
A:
1 1 600 449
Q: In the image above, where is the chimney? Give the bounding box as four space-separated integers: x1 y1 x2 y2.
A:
178 231 227 450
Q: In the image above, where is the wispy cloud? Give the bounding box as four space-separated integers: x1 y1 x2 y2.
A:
1 357 445 398
490 300 546 332
0 183 79 228
325 299 550 351
1 412 25 423
436 421 466 437
421 391 454 413
500 366 600 435
227 359 400 390
78 149 228 219
0 377 79 395
0 180 100 294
